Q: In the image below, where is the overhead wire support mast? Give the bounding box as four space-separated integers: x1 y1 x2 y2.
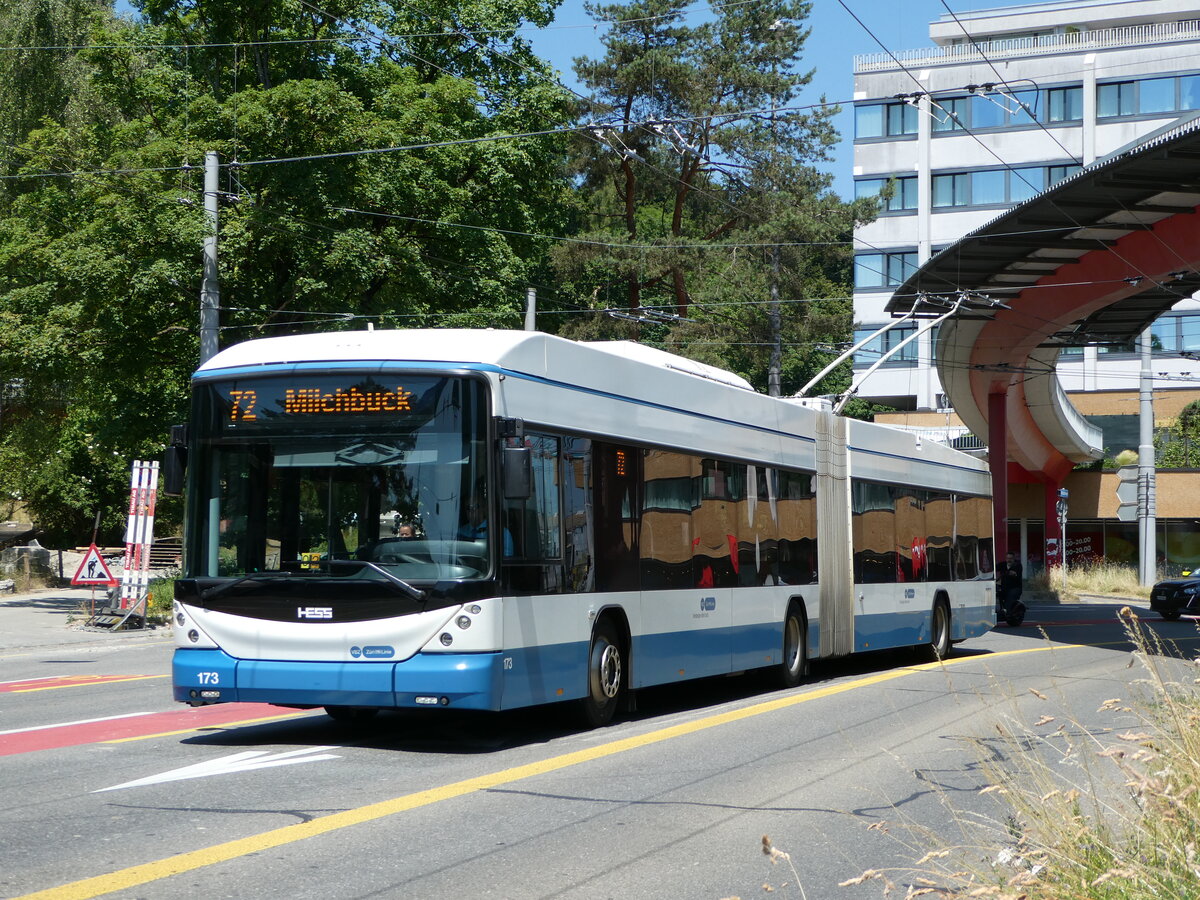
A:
200 150 220 365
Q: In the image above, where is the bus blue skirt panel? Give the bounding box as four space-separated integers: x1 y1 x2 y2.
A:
173 648 507 710
852 605 993 653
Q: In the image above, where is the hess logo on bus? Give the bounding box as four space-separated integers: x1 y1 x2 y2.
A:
297 607 333 619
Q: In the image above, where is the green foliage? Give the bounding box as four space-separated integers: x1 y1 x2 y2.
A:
1155 400 1200 469
0 0 573 543
553 0 873 398
146 575 175 623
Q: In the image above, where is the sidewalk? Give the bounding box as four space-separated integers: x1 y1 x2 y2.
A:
0 587 172 652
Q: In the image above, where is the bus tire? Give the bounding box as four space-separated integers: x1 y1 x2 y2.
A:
580 619 624 728
776 603 808 689
324 705 379 723
926 598 952 661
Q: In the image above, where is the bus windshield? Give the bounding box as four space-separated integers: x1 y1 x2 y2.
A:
186 373 491 582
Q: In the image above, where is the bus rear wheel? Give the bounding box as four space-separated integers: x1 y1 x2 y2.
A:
776 604 808 688
926 599 952 661
580 619 624 728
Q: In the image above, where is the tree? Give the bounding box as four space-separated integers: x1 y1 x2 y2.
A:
553 0 876 397
0 0 574 542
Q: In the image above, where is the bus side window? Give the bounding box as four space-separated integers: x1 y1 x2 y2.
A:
502 433 561 564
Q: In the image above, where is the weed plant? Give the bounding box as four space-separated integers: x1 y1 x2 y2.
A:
1029 561 1152 602
145 576 176 623
892 609 1200 898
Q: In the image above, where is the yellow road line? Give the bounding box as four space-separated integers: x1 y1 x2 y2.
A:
18 646 1056 900
14 675 168 693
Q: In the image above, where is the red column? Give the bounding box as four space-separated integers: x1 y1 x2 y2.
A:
1044 477 1062 569
989 392 1008 561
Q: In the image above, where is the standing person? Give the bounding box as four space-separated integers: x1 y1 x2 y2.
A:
998 551 1025 626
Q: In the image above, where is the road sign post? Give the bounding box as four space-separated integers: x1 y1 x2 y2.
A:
1115 465 1138 523
71 545 117 587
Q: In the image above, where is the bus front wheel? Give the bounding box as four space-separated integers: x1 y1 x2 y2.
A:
580 619 624 728
325 705 379 723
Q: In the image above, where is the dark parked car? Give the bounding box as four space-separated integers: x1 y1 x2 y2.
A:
1150 574 1200 620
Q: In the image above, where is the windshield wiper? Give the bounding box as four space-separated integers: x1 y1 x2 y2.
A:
198 572 296 604
325 559 426 601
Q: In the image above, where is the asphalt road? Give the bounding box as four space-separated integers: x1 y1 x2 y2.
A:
2 598 1197 900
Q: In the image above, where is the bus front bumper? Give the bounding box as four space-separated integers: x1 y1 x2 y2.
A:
172 648 505 711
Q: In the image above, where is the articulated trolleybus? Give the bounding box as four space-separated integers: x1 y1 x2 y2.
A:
172 329 994 725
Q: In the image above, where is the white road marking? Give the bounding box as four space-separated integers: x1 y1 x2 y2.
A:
94 746 343 792
0 711 156 736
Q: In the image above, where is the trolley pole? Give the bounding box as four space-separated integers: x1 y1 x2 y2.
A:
200 150 221 364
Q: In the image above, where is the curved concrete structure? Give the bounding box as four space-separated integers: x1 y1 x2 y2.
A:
892 114 1200 554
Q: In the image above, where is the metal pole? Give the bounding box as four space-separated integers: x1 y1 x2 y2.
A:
525 287 536 332
1059 494 1068 593
200 150 220 364
1138 328 1157 585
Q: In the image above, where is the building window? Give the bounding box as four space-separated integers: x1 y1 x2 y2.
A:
932 164 1083 209
853 324 918 367
969 94 1006 129
1009 166 1044 203
854 251 918 290
972 169 1006 205
1048 164 1082 185
855 176 917 212
1140 77 1176 113
1046 86 1082 122
932 97 969 132
1097 81 1135 117
1151 311 1200 353
932 172 969 207
1182 75 1200 111
855 101 918 139
1099 73 1200 119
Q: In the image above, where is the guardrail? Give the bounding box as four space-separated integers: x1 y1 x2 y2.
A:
878 424 987 451
855 19 1200 72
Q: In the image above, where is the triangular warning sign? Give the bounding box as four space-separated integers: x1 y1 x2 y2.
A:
72 544 118 586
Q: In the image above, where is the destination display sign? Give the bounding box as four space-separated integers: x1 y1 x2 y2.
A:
227 385 415 421
204 375 453 431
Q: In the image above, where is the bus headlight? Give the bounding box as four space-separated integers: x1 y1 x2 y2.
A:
439 632 453 646
188 629 200 643
456 615 471 630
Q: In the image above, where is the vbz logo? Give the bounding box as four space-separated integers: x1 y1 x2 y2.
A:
700 596 717 612
297 606 333 619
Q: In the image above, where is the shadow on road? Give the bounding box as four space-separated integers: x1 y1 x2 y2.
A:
178 602 1200 755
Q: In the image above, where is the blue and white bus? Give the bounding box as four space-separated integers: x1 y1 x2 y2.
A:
171 329 995 725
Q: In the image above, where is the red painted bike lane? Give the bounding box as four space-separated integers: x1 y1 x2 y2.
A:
1 703 313 757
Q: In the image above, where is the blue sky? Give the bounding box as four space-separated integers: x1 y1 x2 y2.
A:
528 0 1009 197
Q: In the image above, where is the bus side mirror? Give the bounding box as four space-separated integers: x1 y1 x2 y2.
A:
503 446 532 499
162 424 188 496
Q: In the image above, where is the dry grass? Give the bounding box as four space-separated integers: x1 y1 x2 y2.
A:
893 608 1200 898
1029 560 1152 602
